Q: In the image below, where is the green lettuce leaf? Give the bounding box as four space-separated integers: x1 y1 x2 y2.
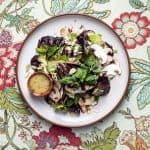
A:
74 68 88 82
88 34 102 44
60 76 80 87
85 75 98 84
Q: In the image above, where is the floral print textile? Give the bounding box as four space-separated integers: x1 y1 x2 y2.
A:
0 0 149 150
112 12 150 49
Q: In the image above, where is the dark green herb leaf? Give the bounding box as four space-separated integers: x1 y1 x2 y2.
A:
84 54 96 67
84 54 102 73
85 75 98 84
66 99 75 107
47 46 60 58
80 64 88 69
93 65 102 73
60 76 76 84
74 94 81 104
85 55 100 69
74 68 88 82
60 76 80 87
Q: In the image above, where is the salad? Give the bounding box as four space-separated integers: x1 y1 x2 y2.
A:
28 26 121 113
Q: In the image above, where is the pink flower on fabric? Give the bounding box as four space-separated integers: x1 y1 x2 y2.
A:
18 130 29 141
112 12 150 49
0 30 13 48
0 46 16 90
31 120 42 131
0 43 22 90
20 115 30 125
119 130 136 145
32 125 81 149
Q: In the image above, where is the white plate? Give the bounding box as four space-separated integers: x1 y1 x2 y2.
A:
16 14 130 127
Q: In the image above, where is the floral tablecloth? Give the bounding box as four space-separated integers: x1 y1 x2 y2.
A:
0 0 150 150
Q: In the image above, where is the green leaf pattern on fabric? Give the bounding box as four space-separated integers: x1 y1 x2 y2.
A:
95 0 110 4
50 0 79 14
0 0 111 33
1 1 39 33
81 123 120 150
130 71 149 84
18 0 28 6
49 0 111 19
63 0 79 12
132 59 150 74
129 0 145 9
21 8 33 19
91 10 111 19
73 0 91 11
137 82 150 109
0 88 31 115
126 56 150 109
50 0 62 14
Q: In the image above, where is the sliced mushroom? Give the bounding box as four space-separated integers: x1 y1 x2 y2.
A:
60 27 68 37
64 85 85 95
49 87 63 103
84 95 95 106
49 79 63 102
90 44 107 64
65 85 94 99
78 99 88 113
78 95 96 113
62 45 72 57
103 59 121 78
83 85 95 91
105 55 114 65
69 68 76 75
